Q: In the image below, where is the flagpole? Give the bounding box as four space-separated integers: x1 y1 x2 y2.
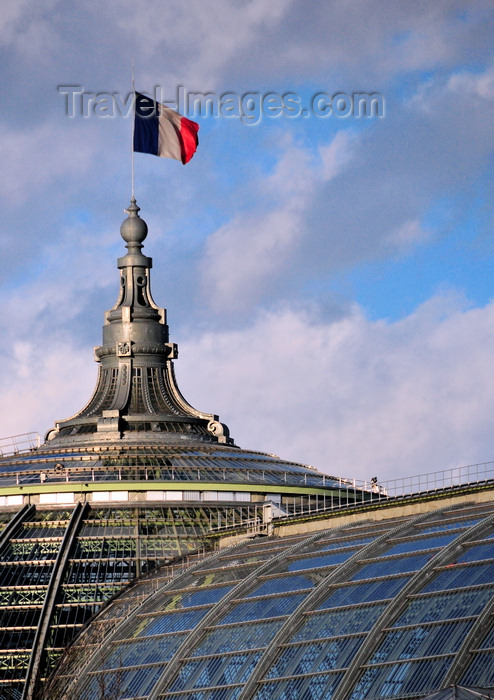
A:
131 58 135 200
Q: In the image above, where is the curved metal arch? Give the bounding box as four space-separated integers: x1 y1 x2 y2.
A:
0 504 34 552
22 501 88 700
239 502 466 700
147 524 358 700
331 508 494 700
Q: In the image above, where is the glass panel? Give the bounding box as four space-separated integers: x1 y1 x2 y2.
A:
161 686 243 700
160 586 233 611
202 553 274 570
457 543 494 563
136 608 210 637
254 672 343 700
317 536 375 551
86 665 164 699
189 569 247 586
352 554 431 580
317 577 410 609
394 587 494 626
461 650 494 687
247 575 314 597
381 533 456 556
293 604 387 642
267 636 364 678
287 551 354 572
476 624 494 649
191 619 285 657
169 651 262 692
352 657 454 698
220 594 305 624
423 563 494 592
370 620 473 663
101 634 185 670
418 518 480 535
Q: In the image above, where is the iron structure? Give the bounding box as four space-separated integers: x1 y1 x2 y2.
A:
46 500 494 700
0 201 359 699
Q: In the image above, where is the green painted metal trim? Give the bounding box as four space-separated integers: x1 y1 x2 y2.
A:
0 482 337 497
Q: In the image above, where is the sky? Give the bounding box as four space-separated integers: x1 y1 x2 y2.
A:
1 0 494 484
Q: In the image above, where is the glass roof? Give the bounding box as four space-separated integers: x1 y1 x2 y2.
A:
0 441 346 492
44 500 494 700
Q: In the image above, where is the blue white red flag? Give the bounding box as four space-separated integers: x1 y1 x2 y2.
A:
133 92 199 164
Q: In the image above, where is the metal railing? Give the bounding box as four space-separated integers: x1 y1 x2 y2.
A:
1 460 493 498
0 432 41 457
209 510 270 534
0 434 493 520
379 460 494 497
207 460 494 531
271 460 494 522
1 464 350 490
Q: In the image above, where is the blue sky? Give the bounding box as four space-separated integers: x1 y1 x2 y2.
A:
1 1 494 482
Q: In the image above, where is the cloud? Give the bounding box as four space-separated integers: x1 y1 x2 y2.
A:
177 293 494 483
6 0 488 101
106 0 296 88
211 1 494 85
298 63 494 274
386 219 431 249
194 62 494 324
0 120 96 205
199 131 357 317
0 336 96 439
5 289 494 488
0 1 54 46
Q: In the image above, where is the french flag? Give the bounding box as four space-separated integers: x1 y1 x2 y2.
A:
133 92 199 164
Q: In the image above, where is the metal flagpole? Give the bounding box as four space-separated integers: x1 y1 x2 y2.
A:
131 58 135 200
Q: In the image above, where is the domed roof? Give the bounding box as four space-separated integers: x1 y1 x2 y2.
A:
34 198 345 493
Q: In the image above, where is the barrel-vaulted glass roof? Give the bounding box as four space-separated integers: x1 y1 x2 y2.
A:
45 500 494 700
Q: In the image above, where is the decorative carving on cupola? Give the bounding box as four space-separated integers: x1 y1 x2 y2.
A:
46 199 232 446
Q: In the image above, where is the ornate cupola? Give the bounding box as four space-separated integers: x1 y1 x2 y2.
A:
46 199 232 445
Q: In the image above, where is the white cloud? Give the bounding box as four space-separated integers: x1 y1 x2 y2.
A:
0 120 96 205
447 65 494 101
319 131 356 182
297 62 494 276
199 132 358 316
189 63 494 326
177 293 494 483
0 337 95 439
12 0 481 102
0 0 60 57
387 219 431 249
211 1 494 84
108 0 295 87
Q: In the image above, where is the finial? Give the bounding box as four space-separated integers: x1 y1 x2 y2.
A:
120 197 148 246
